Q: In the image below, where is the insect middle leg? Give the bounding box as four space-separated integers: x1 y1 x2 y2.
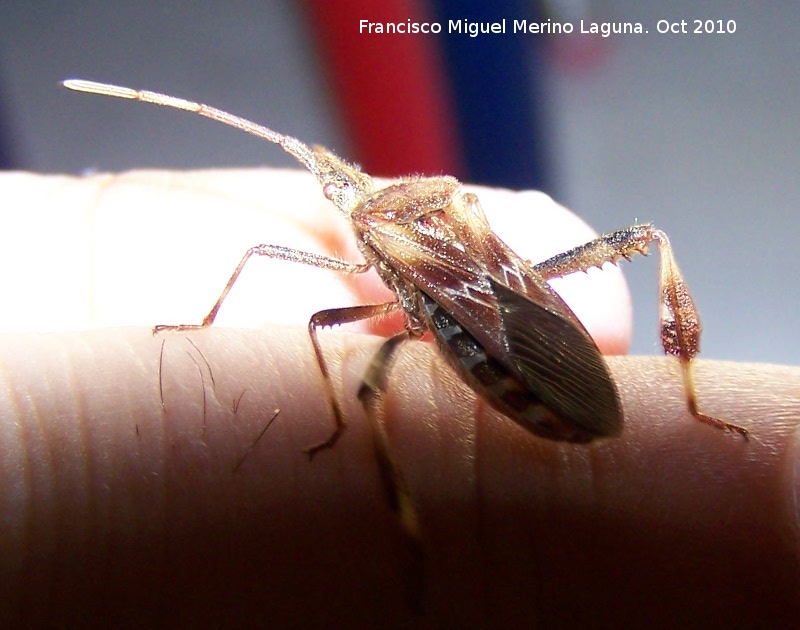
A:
533 224 748 438
305 301 400 458
154 241 414 516
153 243 382 449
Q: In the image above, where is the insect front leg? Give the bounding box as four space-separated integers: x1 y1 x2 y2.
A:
534 224 748 439
153 243 371 334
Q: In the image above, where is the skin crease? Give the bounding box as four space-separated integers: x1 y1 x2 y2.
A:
0 170 798 626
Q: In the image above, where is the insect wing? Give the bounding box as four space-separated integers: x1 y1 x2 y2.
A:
491 279 623 437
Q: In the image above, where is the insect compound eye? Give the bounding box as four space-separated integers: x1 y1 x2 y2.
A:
323 181 349 201
323 182 338 200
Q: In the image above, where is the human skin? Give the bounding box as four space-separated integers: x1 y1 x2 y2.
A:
0 170 798 626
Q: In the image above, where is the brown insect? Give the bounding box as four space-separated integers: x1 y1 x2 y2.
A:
63 79 748 539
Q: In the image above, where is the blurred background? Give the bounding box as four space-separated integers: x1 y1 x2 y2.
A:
0 1 796 364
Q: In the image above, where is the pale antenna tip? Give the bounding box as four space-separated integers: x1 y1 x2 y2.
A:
61 80 137 100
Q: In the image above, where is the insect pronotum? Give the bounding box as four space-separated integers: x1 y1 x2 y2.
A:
63 79 748 540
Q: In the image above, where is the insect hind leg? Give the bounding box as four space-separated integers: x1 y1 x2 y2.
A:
533 224 748 439
357 332 420 542
314 312 424 612
358 335 427 615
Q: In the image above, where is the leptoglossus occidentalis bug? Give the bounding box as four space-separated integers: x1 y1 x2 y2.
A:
63 79 748 540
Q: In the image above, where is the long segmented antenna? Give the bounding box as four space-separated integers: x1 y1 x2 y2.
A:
62 79 373 213
63 80 318 169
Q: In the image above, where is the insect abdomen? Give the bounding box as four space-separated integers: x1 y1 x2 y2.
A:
419 291 602 443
